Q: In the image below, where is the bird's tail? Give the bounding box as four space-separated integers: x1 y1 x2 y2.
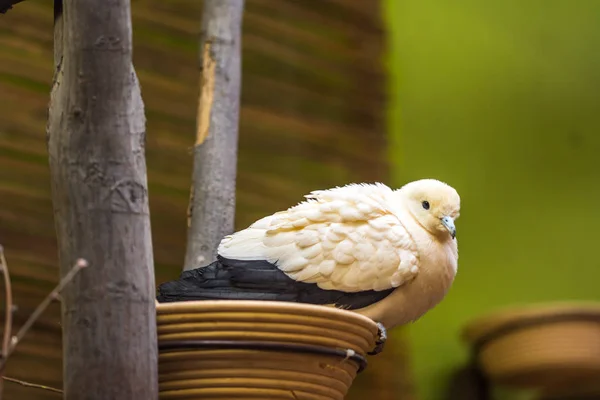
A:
156 260 232 302
156 257 293 303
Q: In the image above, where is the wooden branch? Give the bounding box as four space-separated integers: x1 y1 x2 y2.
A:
0 246 13 400
2 376 62 395
0 250 84 400
47 0 158 398
9 260 87 359
0 247 13 362
0 259 87 371
183 0 245 270
0 0 23 14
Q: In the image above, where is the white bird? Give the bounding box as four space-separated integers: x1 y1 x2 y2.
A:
157 179 461 353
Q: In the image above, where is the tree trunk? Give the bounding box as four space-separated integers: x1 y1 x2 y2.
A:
183 0 245 271
47 0 158 399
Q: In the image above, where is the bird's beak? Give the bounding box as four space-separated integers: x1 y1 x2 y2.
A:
441 216 456 239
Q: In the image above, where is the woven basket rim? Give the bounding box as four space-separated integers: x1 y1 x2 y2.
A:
462 301 600 344
157 300 378 333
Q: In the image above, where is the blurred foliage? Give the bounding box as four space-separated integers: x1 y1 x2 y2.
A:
0 0 410 398
385 0 600 399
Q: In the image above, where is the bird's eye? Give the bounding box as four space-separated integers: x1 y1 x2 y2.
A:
422 201 430 210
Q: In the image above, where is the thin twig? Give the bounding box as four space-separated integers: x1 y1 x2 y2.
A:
0 246 13 399
2 376 62 394
0 247 13 358
0 254 85 399
0 258 88 371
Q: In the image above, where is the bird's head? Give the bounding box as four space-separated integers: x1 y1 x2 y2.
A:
398 179 461 239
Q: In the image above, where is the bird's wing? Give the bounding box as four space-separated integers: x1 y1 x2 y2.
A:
260 183 420 292
157 256 396 310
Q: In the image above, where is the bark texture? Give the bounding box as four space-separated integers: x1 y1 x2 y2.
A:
184 0 245 270
47 0 158 399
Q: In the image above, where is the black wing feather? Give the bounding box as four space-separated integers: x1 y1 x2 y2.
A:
156 255 394 310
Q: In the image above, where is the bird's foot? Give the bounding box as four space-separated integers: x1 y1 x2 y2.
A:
368 321 387 355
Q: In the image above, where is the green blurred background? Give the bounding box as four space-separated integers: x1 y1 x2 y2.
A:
385 0 600 399
1 0 600 399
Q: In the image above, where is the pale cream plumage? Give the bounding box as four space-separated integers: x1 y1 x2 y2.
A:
218 179 461 329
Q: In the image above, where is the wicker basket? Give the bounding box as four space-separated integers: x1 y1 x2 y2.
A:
156 300 379 400
462 302 600 389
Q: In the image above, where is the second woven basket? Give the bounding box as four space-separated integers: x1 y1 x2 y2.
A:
463 302 600 390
